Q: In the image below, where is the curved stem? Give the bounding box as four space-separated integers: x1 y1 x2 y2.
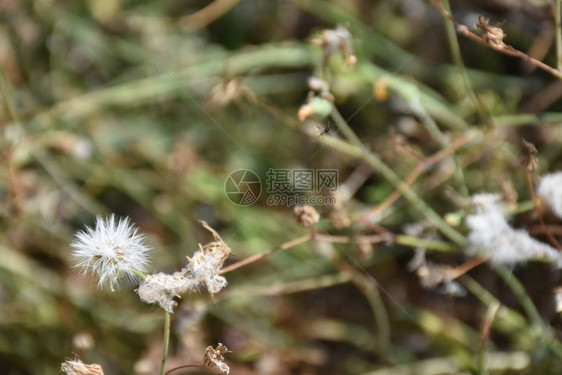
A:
165 364 204 375
495 266 545 331
179 0 241 29
330 107 363 149
132 268 147 280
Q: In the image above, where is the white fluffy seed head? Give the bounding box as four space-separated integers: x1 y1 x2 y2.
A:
466 194 562 267
71 215 151 290
537 172 562 219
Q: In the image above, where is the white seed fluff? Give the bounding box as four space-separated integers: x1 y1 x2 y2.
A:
137 270 194 313
188 247 228 294
466 194 562 267
137 221 230 313
537 172 562 219
71 215 151 289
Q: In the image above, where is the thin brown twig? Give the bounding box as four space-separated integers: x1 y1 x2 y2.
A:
314 233 393 244
220 233 312 274
428 0 562 80
530 225 562 236
220 229 441 275
164 364 204 375
448 257 488 280
359 130 477 224
524 170 562 250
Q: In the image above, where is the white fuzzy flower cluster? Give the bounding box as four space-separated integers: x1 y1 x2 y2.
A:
71 215 151 290
537 172 562 219
136 271 188 313
188 243 229 294
466 194 562 267
137 221 230 313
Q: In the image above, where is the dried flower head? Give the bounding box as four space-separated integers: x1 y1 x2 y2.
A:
137 221 230 312
416 263 467 297
61 358 104 375
521 139 539 173
328 205 350 229
187 221 231 294
373 76 390 102
313 25 357 66
537 172 562 219
71 215 151 290
207 78 250 109
477 15 506 49
204 343 231 375
307 76 329 93
137 271 189 313
293 205 320 227
466 194 562 267
297 96 333 121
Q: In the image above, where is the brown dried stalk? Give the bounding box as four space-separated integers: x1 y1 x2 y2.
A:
359 130 477 224
521 139 562 250
428 0 562 80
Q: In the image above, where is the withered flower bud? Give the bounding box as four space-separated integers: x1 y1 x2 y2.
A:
477 15 506 49
204 343 231 374
313 25 357 66
293 205 320 227
61 358 104 375
521 139 538 173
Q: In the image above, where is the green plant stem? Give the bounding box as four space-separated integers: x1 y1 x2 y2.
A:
465 273 562 358
394 235 456 252
364 286 391 356
495 266 545 331
179 0 241 29
132 269 147 281
415 103 469 198
496 267 562 357
441 0 481 115
330 107 364 149
160 312 171 375
317 135 466 245
554 0 562 71
493 113 562 126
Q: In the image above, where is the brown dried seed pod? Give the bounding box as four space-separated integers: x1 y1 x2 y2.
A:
61 358 104 375
293 205 320 227
477 15 506 49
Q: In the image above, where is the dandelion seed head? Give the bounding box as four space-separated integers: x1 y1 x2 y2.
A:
71 215 151 289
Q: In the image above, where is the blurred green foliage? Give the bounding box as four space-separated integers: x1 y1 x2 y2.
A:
3 0 562 374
